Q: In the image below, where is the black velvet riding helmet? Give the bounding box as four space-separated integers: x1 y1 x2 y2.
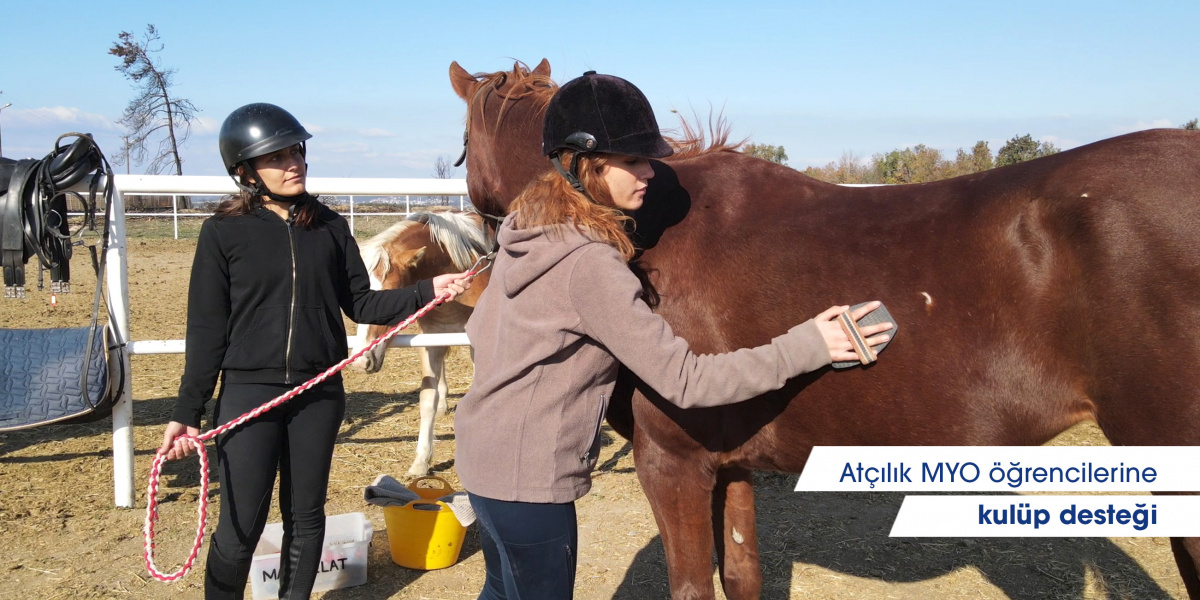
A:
542 72 672 196
542 72 673 159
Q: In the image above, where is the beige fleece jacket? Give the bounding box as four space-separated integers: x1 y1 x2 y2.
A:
455 213 831 503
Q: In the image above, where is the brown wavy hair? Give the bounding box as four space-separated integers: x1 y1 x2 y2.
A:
509 152 636 260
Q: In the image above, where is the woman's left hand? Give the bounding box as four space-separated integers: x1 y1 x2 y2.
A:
433 271 473 302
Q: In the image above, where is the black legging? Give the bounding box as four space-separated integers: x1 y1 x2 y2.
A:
204 379 345 599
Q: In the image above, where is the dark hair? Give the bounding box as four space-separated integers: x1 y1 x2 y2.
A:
214 173 322 229
213 192 322 228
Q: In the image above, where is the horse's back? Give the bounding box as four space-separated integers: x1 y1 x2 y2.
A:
631 129 1200 467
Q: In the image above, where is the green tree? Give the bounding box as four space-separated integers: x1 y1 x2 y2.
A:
1182 118 1199 131
872 144 947 184
996 134 1060 167
742 143 788 165
109 25 198 176
832 151 876 184
964 141 994 173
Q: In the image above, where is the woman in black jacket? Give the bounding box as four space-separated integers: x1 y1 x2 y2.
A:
158 103 471 599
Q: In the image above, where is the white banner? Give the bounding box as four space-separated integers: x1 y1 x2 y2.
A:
889 495 1200 537
794 446 1200 492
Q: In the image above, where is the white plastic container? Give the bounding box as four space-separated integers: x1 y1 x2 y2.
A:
249 512 373 600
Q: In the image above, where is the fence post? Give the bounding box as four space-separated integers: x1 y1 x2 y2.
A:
172 194 179 239
349 195 355 236
109 185 136 509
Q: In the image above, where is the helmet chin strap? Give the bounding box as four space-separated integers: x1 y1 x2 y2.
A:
550 152 595 203
232 162 316 205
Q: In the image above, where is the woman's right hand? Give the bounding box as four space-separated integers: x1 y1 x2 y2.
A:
159 421 201 461
432 271 473 302
814 301 893 363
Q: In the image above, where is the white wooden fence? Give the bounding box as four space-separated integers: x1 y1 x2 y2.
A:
96 175 879 507
122 191 470 238
100 175 473 508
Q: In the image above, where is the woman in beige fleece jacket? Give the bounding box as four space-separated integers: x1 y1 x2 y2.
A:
454 71 892 600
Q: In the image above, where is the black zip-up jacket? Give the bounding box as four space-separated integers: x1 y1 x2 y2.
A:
173 204 435 427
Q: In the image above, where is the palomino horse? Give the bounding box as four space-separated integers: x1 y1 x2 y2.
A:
350 211 491 476
450 60 1200 599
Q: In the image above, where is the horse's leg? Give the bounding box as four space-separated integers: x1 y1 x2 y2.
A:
468 345 476 385
408 346 446 476
1095 377 1200 597
634 420 720 600
1168 536 1200 599
712 467 761 600
435 346 450 417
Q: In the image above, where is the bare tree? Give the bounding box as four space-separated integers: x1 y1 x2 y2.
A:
433 155 456 179
434 155 456 207
109 25 198 177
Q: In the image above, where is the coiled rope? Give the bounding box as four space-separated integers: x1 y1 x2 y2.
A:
143 255 492 581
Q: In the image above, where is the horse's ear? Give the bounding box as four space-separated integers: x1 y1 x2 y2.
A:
532 58 551 77
450 61 476 101
407 246 428 268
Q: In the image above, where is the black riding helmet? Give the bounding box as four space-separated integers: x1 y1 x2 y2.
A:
218 103 313 200
542 72 672 195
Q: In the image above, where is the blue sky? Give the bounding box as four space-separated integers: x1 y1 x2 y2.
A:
2 1 1196 178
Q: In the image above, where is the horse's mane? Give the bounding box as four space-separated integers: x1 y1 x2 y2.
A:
406 211 490 271
359 220 420 283
471 61 740 160
666 111 743 158
470 62 557 137
358 211 487 282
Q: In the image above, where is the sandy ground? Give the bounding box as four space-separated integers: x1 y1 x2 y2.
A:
0 235 1190 599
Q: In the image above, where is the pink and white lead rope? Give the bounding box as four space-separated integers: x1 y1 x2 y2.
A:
144 257 491 582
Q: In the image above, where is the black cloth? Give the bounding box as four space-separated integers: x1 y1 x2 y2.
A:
469 492 578 600
173 204 434 427
205 380 345 597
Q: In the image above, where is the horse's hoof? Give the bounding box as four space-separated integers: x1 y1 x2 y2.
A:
407 464 430 477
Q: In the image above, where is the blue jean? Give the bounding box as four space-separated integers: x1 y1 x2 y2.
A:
468 492 578 600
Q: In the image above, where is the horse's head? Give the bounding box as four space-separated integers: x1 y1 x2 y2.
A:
449 59 557 218
350 212 492 373
350 223 431 373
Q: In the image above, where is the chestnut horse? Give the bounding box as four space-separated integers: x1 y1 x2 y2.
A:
450 60 1200 599
350 211 491 476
